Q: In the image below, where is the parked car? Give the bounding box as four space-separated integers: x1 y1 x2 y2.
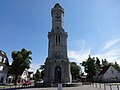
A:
34 79 44 87
36 79 44 83
22 80 32 86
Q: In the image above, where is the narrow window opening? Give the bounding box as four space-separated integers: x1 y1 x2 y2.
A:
59 35 60 44
56 35 57 45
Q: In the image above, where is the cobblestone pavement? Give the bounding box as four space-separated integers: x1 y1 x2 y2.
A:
19 85 103 90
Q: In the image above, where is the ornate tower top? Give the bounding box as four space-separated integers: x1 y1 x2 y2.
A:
53 3 63 9
51 3 64 32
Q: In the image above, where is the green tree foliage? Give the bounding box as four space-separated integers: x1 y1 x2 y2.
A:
102 59 108 66
70 62 81 80
9 48 32 85
102 61 120 72
33 65 45 81
39 65 45 79
113 61 120 72
96 57 101 67
81 55 96 79
82 55 120 80
34 69 41 81
40 65 45 70
95 57 101 74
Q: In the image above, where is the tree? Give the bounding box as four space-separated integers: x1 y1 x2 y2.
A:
34 69 41 81
9 48 32 85
113 61 120 72
81 55 96 79
96 57 101 67
70 62 81 80
95 57 101 74
102 59 108 66
103 61 120 72
40 65 45 70
39 65 45 79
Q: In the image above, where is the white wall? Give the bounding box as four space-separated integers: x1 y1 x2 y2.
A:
0 73 7 84
103 66 120 82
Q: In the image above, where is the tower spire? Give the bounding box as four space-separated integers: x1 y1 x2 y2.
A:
51 3 64 32
54 3 63 9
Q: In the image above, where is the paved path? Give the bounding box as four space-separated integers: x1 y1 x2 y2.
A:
19 85 103 90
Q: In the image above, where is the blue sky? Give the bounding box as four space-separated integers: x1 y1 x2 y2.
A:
0 0 120 72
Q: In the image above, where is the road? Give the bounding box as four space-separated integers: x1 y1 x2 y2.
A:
19 85 103 90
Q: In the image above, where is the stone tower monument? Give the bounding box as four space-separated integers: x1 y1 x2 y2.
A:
44 3 71 84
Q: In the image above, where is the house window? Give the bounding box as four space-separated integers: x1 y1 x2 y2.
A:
111 70 114 74
0 56 2 62
0 66 3 71
0 76 4 83
3 58 6 63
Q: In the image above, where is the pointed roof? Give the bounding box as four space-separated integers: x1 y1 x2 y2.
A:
0 50 9 66
98 66 110 76
54 3 63 9
51 3 64 16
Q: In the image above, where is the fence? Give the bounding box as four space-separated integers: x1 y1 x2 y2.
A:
89 82 120 90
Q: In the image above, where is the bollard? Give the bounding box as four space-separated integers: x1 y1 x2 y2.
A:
96 83 97 88
57 84 62 90
110 85 112 90
104 83 106 90
117 85 119 90
99 83 101 88
82 82 83 85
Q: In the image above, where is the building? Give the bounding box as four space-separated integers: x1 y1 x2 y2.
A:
21 69 29 81
0 50 9 84
94 66 120 82
44 3 72 84
21 69 33 82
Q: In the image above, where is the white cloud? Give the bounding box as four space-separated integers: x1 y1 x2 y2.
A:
68 40 91 63
68 49 90 63
94 39 120 64
68 39 120 65
29 63 41 73
94 49 120 64
102 39 120 50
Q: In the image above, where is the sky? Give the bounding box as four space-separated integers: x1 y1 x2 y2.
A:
0 0 120 73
